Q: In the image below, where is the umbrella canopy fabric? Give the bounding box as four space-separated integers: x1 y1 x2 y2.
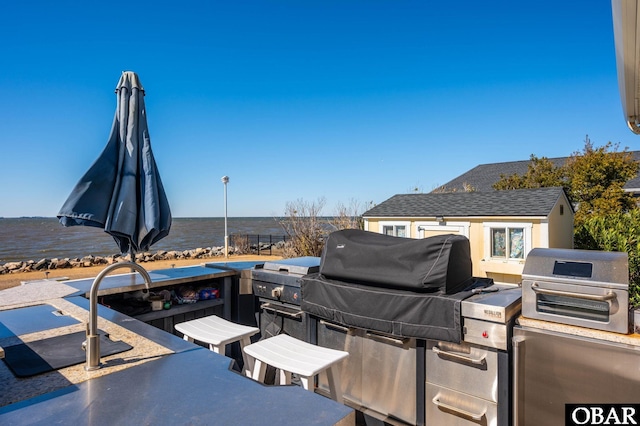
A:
58 71 171 255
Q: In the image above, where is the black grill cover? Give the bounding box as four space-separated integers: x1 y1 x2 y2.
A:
301 273 465 342
320 230 472 294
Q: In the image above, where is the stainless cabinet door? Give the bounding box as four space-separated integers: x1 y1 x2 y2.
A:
362 331 417 425
513 326 640 426
316 320 363 406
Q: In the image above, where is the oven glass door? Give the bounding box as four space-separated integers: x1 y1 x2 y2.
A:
522 279 627 333
536 293 610 322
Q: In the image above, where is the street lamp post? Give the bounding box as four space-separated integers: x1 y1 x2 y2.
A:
221 176 229 258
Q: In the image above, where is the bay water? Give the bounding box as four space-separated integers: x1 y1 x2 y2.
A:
0 217 286 263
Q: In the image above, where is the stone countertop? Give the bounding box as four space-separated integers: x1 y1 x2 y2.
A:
516 315 640 346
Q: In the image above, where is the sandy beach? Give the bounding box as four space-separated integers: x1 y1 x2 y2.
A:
0 254 283 291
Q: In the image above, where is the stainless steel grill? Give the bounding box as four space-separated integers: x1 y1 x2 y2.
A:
251 257 320 341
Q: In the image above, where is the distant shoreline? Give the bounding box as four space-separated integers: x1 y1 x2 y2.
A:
0 217 289 263
0 252 284 291
1 243 285 274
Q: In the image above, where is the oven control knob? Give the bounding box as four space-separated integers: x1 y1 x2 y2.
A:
271 287 283 298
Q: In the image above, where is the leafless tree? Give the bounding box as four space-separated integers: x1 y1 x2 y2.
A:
278 197 373 258
329 198 373 231
279 198 329 258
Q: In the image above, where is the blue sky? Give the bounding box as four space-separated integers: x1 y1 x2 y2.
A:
0 0 637 218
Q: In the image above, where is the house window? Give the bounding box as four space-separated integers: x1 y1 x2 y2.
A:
383 225 406 237
484 222 532 261
491 227 524 259
379 221 410 238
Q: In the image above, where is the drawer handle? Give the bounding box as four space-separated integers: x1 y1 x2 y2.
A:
432 395 487 421
531 282 616 301
432 346 486 366
260 303 303 318
364 331 408 346
319 320 351 333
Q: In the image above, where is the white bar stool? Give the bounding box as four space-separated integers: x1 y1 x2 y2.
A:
175 315 259 376
243 334 349 403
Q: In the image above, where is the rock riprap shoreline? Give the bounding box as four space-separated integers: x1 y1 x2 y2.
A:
0 241 286 275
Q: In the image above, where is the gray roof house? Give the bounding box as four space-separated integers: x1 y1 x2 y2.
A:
435 151 640 194
363 187 573 218
362 187 574 284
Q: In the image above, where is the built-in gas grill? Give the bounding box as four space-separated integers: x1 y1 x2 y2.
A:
299 230 522 426
251 257 320 341
246 232 526 425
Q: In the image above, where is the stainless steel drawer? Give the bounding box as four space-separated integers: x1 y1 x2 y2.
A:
426 382 498 426
426 340 498 402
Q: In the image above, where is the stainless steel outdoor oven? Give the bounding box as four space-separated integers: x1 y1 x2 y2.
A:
521 248 630 333
514 248 636 425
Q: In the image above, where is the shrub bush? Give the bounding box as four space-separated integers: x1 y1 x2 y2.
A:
574 209 640 308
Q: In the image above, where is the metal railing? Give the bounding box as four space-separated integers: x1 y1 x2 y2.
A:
230 234 288 256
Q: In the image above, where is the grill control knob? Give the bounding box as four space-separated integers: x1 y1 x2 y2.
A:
271 287 283 298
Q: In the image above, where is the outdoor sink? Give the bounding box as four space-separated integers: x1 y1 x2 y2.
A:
0 304 132 378
2 328 132 377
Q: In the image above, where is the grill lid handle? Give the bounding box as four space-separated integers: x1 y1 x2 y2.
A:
531 282 617 302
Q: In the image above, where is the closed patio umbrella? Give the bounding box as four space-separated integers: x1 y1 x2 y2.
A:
57 71 171 260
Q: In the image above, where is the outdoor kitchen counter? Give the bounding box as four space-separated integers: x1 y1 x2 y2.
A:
0 265 238 309
517 315 640 346
56 264 239 298
0 271 355 425
0 296 185 408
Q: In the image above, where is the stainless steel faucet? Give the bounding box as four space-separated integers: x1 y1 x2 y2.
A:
85 262 152 371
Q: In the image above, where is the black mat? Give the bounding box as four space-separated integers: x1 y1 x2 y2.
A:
2 330 132 377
